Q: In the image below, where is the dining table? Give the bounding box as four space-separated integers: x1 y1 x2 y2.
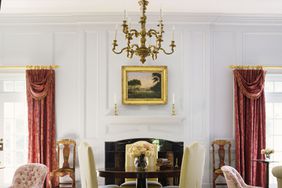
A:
98 167 180 188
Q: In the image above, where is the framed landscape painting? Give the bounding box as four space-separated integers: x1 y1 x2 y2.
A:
122 66 167 105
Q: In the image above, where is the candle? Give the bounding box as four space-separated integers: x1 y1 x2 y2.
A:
128 18 132 29
114 94 117 104
114 24 118 40
160 8 163 20
172 26 175 41
172 93 175 104
124 9 127 20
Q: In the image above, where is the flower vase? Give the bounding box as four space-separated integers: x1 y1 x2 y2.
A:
134 154 148 171
265 154 270 160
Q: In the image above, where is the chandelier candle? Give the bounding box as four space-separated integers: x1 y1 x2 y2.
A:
112 0 176 64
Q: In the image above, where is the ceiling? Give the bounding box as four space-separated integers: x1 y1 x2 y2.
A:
1 0 282 14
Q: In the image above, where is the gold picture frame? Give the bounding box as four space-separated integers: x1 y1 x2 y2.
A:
122 66 167 105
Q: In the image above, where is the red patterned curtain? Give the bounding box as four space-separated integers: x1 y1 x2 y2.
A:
234 69 266 187
26 69 57 188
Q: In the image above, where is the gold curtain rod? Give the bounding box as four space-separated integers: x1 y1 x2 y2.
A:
229 65 282 70
0 65 60 69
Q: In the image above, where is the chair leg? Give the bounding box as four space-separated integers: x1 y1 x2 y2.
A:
213 175 217 188
49 175 53 188
70 173 75 188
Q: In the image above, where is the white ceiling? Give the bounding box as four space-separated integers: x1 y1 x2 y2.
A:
1 0 282 14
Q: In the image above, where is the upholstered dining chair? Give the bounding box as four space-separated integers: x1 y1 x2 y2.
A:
120 141 162 188
10 163 48 188
272 166 282 188
164 142 206 188
221 166 262 188
78 142 120 188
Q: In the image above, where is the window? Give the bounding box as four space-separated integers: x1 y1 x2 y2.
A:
0 73 27 186
265 73 282 187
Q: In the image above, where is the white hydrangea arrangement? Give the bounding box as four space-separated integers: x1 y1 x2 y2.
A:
261 148 274 155
261 148 274 159
128 141 155 157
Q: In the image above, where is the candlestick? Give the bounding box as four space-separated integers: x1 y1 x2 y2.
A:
159 20 162 34
114 103 118 116
172 103 176 116
160 8 163 20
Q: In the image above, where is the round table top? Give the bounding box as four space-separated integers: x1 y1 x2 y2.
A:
98 168 180 179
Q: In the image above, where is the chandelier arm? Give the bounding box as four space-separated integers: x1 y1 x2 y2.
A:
129 29 139 37
159 47 175 55
112 47 129 55
131 44 139 50
148 45 159 60
147 29 158 38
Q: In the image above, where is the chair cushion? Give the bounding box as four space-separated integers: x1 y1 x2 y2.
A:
214 168 223 174
99 185 120 188
121 181 162 188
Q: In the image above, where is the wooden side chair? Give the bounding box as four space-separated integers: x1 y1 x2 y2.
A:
211 140 231 188
49 139 76 188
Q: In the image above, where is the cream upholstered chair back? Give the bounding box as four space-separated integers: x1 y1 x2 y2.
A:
179 142 205 188
272 166 282 188
11 163 48 188
78 142 99 188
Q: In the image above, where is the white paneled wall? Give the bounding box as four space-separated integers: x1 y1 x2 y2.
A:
1 14 282 187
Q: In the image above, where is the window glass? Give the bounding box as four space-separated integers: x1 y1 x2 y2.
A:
265 74 282 187
0 73 27 186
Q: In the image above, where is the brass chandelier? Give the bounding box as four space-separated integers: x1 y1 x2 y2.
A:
112 0 176 64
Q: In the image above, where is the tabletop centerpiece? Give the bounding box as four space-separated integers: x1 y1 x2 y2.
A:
128 141 155 171
261 148 274 160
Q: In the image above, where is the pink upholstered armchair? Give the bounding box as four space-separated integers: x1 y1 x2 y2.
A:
10 163 48 188
221 166 261 188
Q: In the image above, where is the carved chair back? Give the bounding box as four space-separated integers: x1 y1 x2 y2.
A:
56 139 76 170
212 140 231 171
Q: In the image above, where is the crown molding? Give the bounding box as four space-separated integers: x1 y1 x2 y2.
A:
0 13 282 25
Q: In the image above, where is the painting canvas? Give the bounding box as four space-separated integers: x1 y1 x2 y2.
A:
122 66 167 105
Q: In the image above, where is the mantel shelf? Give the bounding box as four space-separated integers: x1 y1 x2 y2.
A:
104 115 185 125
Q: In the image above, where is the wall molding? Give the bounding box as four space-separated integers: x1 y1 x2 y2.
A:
104 115 186 125
2 13 282 25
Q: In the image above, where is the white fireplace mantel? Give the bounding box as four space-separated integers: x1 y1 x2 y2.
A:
104 115 185 125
